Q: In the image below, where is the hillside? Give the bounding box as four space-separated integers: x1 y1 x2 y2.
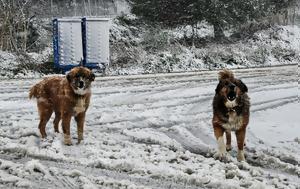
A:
108 14 300 75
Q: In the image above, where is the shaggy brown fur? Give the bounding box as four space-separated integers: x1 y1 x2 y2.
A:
29 67 95 145
218 69 234 80
212 69 250 161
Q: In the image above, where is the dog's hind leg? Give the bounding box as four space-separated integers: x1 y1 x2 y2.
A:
53 111 61 133
37 102 53 138
225 131 232 151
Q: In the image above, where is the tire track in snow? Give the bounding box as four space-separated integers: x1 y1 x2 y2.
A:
86 95 297 130
0 152 202 189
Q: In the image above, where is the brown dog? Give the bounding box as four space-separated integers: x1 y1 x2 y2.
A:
212 69 250 161
29 66 95 145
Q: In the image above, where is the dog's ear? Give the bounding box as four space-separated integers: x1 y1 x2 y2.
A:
238 80 248 93
215 81 222 94
66 72 72 82
89 72 95 81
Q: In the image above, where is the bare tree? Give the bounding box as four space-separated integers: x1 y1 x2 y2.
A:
0 0 38 52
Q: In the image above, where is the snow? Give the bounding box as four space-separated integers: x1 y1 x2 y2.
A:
108 19 300 76
171 21 214 39
252 103 299 146
0 65 299 188
0 47 52 79
25 159 50 177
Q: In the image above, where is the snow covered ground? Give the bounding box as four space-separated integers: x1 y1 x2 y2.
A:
0 65 299 188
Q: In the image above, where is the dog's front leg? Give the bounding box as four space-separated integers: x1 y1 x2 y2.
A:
236 114 249 161
75 112 86 144
225 131 232 151
62 113 72 145
236 128 246 161
213 123 228 161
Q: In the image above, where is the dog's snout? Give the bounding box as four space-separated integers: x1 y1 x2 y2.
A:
227 90 236 101
79 81 84 88
229 83 236 90
227 94 236 101
227 83 236 101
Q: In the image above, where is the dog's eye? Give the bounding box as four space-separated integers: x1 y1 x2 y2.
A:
75 74 80 78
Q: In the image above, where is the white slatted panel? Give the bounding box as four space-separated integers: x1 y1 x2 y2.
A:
85 18 110 66
57 19 83 66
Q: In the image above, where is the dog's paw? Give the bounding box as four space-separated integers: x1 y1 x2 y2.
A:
77 131 84 145
226 145 232 151
237 150 246 162
77 139 83 145
64 134 72 146
214 151 230 162
64 141 72 146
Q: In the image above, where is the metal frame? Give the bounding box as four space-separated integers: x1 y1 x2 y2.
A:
81 17 87 66
52 18 60 69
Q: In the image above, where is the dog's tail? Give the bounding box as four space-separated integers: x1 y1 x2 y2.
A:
218 69 234 81
29 84 39 99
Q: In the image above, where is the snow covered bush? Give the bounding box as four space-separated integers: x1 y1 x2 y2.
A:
142 29 170 53
143 53 180 74
107 13 300 75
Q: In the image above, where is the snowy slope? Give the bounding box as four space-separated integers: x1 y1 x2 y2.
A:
108 19 300 76
0 65 299 188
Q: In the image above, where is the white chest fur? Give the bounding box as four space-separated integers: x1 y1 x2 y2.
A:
74 98 86 115
222 111 243 131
